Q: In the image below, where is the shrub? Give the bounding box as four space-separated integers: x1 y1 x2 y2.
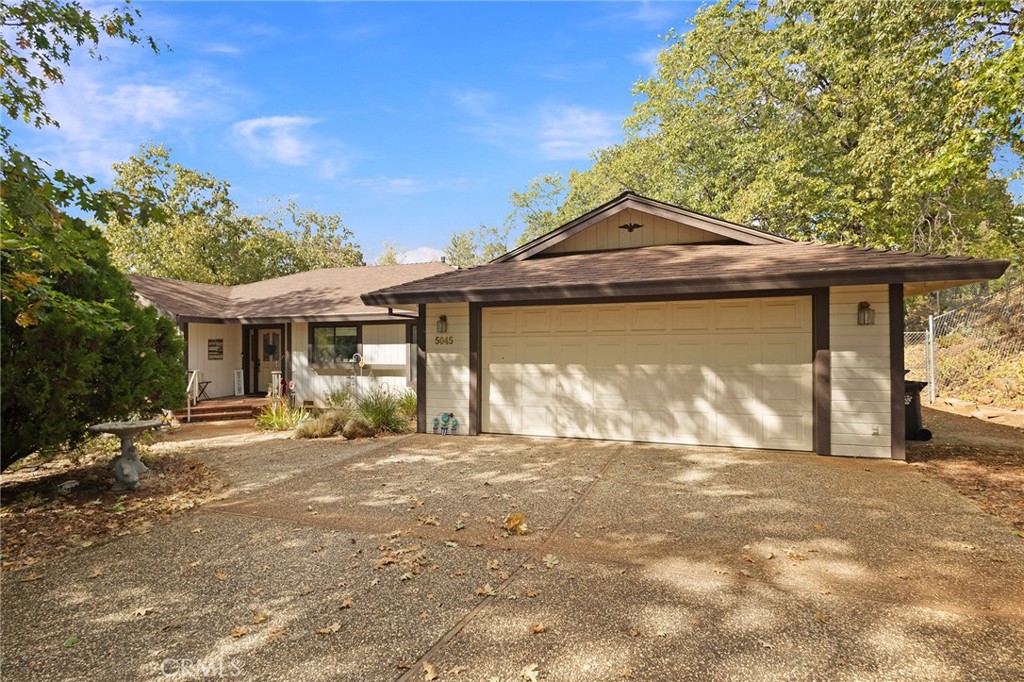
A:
356 386 411 434
324 388 352 409
255 399 309 431
295 409 349 439
398 390 417 419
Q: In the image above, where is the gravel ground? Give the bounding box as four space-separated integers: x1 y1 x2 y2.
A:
2 429 1022 681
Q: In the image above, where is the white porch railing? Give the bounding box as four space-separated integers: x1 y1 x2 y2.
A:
185 370 200 423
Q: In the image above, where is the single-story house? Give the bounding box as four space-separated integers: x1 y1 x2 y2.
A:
129 263 452 406
361 193 1009 459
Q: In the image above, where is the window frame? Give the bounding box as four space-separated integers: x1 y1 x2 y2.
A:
308 323 363 368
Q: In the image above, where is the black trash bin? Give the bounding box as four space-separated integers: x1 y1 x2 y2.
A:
904 380 932 441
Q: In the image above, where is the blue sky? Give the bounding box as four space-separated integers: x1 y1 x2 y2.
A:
12 1 704 263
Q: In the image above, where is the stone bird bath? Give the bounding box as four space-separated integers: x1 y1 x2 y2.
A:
88 419 164 492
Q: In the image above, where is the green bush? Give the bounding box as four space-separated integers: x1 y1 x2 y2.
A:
324 387 352 408
356 386 412 434
398 390 417 419
255 399 309 431
295 409 349 439
1 152 185 470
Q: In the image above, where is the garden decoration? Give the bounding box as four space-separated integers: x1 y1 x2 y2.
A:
88 419 164 492
433 412 456 435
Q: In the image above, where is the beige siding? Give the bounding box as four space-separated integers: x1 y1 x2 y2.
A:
362 324 407 366
425 303 470 433
830 285 892 458
290 322 410 407
544 214 723 255
187 323 243 399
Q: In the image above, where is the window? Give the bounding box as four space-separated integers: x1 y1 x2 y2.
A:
311 326 358 366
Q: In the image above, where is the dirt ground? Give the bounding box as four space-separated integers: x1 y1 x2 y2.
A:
907 406 1024 534
2 409 1020 577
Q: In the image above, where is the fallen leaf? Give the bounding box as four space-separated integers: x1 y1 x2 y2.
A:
249 587 263 596
813 523 827 533
251 612 268 625
622 668 634 678
543 554 559 569
317 622 342 635
62 636 80 648
445 541 459 547
265 627 287 643
526 590 540 598
89 567 103 579
230 626 249 638
422 662 438 681
301 587 314 595
449 665 467 675
486 559 500 571
191 528 203 534
815 611 830 624
475 583 496 597
419 611 430 619
529 622 547 634
132 607 155 617
399 572 414 582
340 597 355 609
214 571 229 581
628 627 640 638
503 513 527 535
758 639 774 649
521 664 540 682
18 572 43 582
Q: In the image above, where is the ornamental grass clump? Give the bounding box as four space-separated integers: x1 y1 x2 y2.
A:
356 386 411 434
254 398 309 431
295 409 349 439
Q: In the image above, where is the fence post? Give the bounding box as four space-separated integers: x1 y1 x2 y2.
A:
927 314 936 403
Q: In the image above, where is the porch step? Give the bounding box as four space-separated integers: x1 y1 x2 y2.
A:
173 398 268 422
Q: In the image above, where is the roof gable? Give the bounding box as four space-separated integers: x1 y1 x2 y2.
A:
495 192 791 262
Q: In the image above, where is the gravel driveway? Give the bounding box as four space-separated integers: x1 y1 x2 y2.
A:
3 432 1022 681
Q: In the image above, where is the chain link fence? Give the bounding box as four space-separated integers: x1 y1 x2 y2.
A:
904 284 1024 409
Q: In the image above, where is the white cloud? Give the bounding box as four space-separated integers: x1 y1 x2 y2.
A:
10 56 230 181
630 46 664 74
451 89 621 161
400 246 446 264
350 176 428 195
538 106 620 160
199 43 244 55
231 116 322 166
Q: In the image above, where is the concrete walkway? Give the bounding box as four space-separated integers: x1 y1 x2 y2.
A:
3 434 1022 681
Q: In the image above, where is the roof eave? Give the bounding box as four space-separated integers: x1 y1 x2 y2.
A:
360 260 1010 306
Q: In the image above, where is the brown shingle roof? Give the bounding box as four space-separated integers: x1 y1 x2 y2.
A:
361 243 1010 305
130 262 452 323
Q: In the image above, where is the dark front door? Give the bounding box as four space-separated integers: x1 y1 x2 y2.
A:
245 326 285 394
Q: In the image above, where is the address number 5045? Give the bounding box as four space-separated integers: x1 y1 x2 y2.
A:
434 335 454 345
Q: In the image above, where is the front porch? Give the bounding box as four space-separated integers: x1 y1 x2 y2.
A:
174 395 269 423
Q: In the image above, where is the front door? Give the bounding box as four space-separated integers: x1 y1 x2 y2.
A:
251 328 282 395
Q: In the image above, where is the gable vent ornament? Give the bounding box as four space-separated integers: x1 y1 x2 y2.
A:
618 206 643 233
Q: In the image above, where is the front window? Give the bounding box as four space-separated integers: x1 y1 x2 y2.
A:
312 326 358 365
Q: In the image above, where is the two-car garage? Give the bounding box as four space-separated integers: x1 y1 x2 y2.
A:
481 296 814 451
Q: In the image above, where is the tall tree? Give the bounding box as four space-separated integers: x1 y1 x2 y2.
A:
509 0 1023 262
1 1 183 467
105 145 363 284
442 223 511 268
375 241 405 266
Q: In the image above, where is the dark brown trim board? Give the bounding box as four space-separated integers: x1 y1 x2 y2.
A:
889 284 906 460
468 303 482 436
812 289 831 455
416 304 427 434
181 323 190 373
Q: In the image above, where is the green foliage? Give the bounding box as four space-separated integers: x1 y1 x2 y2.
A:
104 144 364 285
499 0 1023 264
295 409 349 439
254 398 309 431
443 223 512 268
324 387 351 408
1 151 185 469
397 390 417 420
375 241 404 266
0 0 159 136
355 386 412 434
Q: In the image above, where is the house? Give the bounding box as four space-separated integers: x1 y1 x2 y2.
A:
361 193 1009 459
130 263 452 406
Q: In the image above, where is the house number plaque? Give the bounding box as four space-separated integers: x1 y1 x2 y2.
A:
434 335 454 345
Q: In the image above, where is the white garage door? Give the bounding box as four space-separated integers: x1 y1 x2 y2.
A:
482 297 813 451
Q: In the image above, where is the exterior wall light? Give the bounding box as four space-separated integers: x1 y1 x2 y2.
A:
857 301 875 326
436 314 448 333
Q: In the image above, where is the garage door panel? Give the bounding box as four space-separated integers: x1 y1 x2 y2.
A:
487 310 517 334
482 298 812 451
